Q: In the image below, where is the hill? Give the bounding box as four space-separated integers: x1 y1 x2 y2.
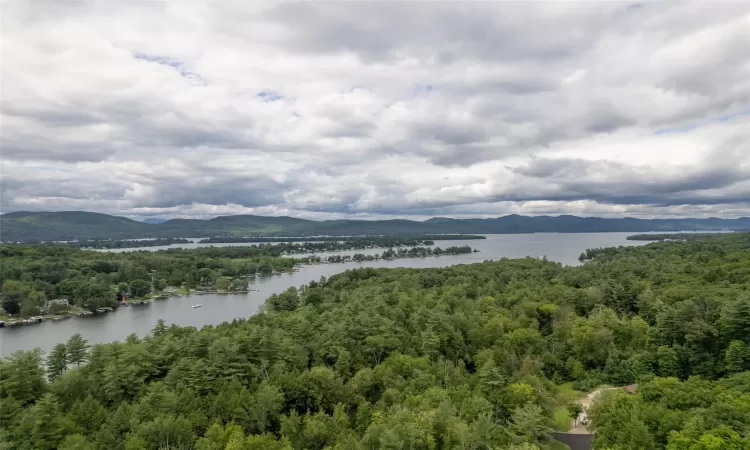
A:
0 211 152 241
2 210 750 241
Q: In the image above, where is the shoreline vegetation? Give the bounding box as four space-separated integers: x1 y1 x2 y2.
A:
17 234 486 249
1 233 749 449
67 237 193 249
625 232 727 242
198 234 486 244
0 241 477 323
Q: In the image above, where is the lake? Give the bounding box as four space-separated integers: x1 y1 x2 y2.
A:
0 232 649 356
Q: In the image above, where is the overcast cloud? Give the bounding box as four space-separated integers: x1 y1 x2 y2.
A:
1 0 749 220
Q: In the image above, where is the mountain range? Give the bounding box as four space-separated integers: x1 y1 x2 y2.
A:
1 211 749 242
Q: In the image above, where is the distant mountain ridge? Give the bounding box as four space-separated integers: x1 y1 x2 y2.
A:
2 210 749 242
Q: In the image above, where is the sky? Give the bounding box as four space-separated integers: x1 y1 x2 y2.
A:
1 1 749 221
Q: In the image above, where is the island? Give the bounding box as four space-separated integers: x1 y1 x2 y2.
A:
198 234 486 244
66 237 193 249
625 233 724 242
0 240 477 323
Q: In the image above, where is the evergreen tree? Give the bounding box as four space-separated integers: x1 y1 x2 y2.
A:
16 393 74 450
152 319 167 337
59 434 96 450
46 343 68 381
66 333 89 366
509 403 550 445
721 294 750 344
0 349 46 406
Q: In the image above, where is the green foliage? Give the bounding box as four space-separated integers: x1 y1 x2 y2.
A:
70 238 192 249
1 232 750 449
553 407 572 431
46 343 68 381
510 402 551 445
724 340 750 373
590 375 750 450
129 279 151 298
0 349 46 406
66 333 89 367
59 434 96 450
214 276 232 291
0 244 319 312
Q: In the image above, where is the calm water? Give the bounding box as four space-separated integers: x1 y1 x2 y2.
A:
0 233 649 356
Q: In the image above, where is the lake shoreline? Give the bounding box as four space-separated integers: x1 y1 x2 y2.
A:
0 233 651 356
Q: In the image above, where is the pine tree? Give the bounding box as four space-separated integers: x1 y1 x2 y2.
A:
18 393 73 450
59 434 95 450
46 343 68 381
152 319 167 337
0 349 46 406
721 294 750 344
66 333 89 366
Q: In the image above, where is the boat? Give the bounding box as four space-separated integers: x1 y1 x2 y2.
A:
29 316 44 323
191 304 203 308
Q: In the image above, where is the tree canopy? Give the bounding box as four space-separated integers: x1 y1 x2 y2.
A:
1 232 749 449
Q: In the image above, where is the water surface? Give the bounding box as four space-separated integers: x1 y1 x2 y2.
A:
0 233 648 356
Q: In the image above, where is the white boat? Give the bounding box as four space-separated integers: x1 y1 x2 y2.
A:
191 304 202 308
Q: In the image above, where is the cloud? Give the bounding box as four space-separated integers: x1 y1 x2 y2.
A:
1 1 749 219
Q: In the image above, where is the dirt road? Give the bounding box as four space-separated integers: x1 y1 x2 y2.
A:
568 386 619 434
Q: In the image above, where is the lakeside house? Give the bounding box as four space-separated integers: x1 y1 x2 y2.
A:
41 298 69 314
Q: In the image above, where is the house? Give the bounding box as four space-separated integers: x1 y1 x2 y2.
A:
42 298 70 314
625 384 638 394
46 298 69 308
164 286 180 293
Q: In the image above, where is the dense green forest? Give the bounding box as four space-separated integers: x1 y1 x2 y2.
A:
1 233 750 449
331 245 475 263
3 210 749 241
0 242 474 317
0 246 313 316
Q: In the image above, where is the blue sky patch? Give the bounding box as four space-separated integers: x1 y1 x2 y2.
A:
256 90 283 102
654 107 749 134
133 52 205 86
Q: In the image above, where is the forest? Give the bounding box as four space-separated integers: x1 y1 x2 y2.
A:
197 239 474 254
199 235 486 244
625 233 727 242
1 233 750 449
0 242 475 318
0 245 311 316
67 238 193 249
